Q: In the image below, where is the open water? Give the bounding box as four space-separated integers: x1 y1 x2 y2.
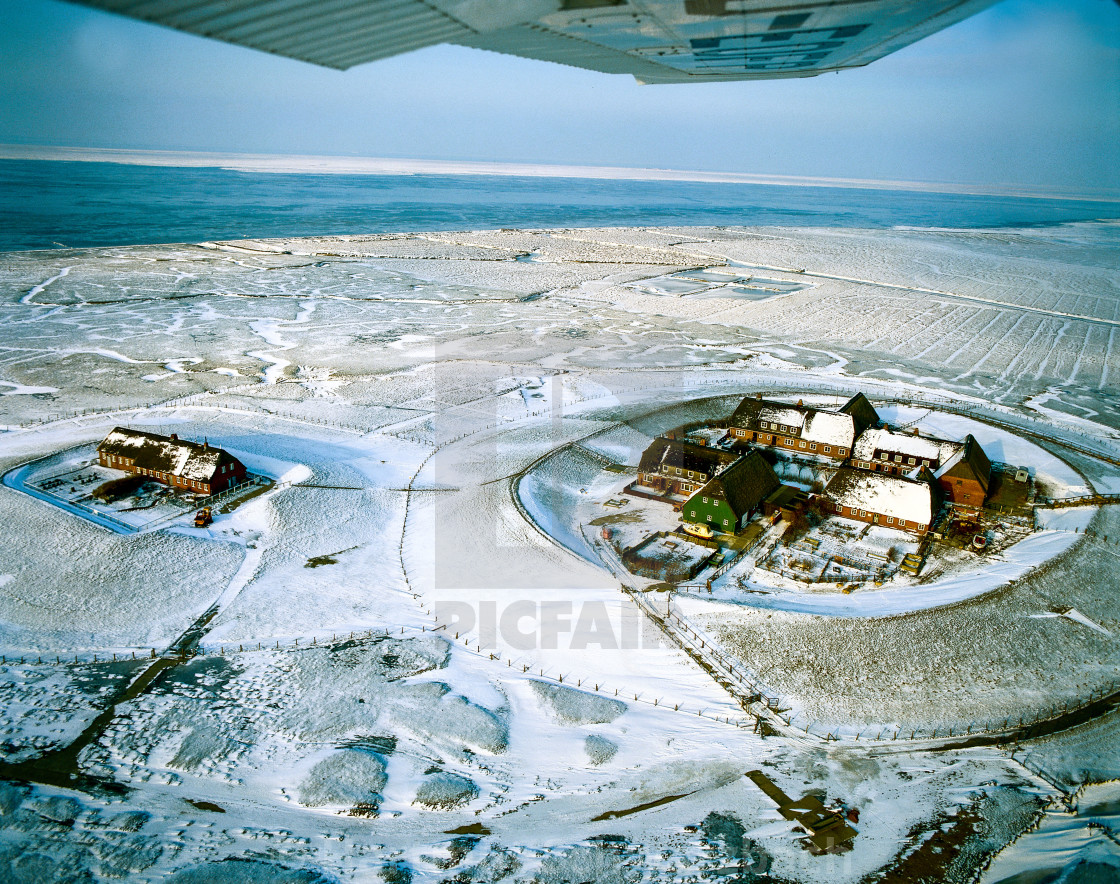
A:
1 157 1116 251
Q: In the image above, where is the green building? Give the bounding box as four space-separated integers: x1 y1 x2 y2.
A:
682 450 780 534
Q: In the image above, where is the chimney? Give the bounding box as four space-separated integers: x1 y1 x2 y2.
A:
755 392 762 400
912 428 920 436
170 433 178 441
203 438 209 450
796 399 803 407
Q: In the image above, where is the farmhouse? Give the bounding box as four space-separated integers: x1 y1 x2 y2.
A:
682 451 780 534
97 427 247 496
635 437 739 498
727 393 879 460
851 427 963 476
934 434 992 510
823 467 938 535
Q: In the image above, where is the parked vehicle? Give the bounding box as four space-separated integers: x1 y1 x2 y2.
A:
194 506 213 528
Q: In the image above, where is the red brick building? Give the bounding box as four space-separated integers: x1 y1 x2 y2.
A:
635 437 739 499
97 427 247 496
727 393 879 461
934 435 991 510
851 427 963 476
824 467 938 535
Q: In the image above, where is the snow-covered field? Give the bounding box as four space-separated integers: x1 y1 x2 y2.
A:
1 225 1118 882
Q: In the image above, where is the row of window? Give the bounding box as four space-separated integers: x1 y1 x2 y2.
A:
878 452 929 467
834 503 926 531
667 466 707 479
688 510 730 527
754 433 847 456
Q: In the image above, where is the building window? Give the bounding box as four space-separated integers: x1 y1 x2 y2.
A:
706 515 712 522
690 510 696 518
894 455 902 463
702 497 708 503
886 516 893 524
908 458 915 465
809 443 817 450
824 446 831 453
723 519 729 526
785 439 792 446
799 441 806 448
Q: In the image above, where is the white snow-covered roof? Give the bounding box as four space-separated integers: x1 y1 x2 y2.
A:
759 406 805 429
802 411 855 447
826 468 934 525
852 428 961 465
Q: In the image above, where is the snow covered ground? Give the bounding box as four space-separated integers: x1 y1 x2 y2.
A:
0 224 1117 882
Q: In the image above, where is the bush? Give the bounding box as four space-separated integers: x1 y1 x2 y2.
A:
91 474 146 502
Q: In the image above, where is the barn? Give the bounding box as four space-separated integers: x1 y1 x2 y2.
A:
97 427 247 496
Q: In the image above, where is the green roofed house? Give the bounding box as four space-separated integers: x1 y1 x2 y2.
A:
682 450 780 534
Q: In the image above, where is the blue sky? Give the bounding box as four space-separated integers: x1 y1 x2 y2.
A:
1 0 1117 192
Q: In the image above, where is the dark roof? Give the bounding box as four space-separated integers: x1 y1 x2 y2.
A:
698 450 780 519
98 427 237 482
839 393 880 436
638 437 737 476
764 484 808 508
730 395 767 427
942 434 991 492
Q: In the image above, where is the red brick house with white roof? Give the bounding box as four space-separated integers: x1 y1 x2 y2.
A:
97 427 246 496
727 393 879 461
851 427 963 476
824 467 938 535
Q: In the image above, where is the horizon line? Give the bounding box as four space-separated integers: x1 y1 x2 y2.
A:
2 143 1118 204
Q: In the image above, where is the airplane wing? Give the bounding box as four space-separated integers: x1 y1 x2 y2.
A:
68 1 1001 83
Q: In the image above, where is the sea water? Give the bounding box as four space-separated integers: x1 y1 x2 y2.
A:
1 157 1117 251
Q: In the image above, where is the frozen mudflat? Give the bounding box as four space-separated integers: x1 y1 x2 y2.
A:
0 224 1118 882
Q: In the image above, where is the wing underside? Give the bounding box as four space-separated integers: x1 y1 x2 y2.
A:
69 0 1001 83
